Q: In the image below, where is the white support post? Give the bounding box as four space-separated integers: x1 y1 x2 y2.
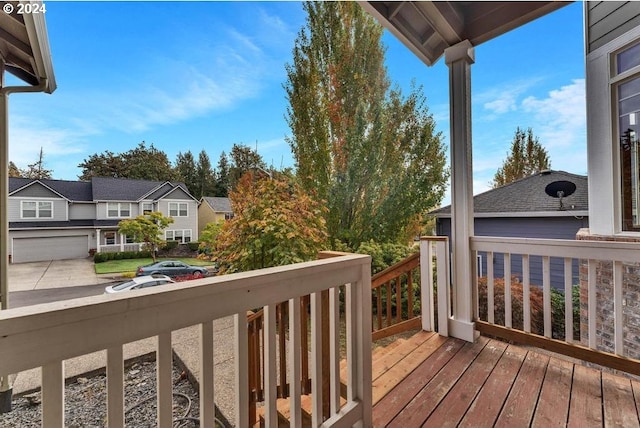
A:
435 239 450 337
445 40 476 342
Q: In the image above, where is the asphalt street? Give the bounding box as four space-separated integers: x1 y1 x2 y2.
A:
8 283 116 308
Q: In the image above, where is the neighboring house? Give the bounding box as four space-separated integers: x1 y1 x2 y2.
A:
432 170 589 289
8 176 199 263
198 196 233 236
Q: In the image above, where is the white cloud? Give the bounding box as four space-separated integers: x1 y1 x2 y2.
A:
476 78 542 116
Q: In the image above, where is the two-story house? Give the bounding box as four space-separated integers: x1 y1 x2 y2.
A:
8 176 199 263
197 196 233 237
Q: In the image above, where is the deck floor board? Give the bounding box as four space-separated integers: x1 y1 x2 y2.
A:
372 333 640 428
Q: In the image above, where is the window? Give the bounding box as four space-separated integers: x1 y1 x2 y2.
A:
124 235 135 244
107 202 131 218
224 213 234 220
142 202 154 214
105 232 116 245
21 201 53 219
166 229 192 243
169 202 188 217
616 42 640 231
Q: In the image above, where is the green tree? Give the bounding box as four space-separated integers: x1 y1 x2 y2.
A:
198 220 225 256
8 161 21 177
195 150 216 199
174 151 198 197
78 141 175 181
492 127 551 188
228 143 267 190
211 171 328 274
117 211 174 262
285 2 448 248
22 147 53 179
214 152 230 197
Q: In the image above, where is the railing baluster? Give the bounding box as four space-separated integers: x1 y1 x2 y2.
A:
329 286 340 416
235 313 249 428
564 258 573 343
264 304 277 427
523 255 531 333
386 282 392 328
157 331 172 428
42 360 64 427
301 296 310 395
278 303 288 398
107 345 124 428
289 297 302 428
376 287 383 330
588 259 597 349
396 278 403 324
200 321 215 428
407 270 414 318
614 261 624 355
487 251 494 324
543 256 551 337
311 292 323 427
504 253 512 328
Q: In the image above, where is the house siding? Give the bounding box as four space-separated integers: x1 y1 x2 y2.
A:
69 203 95 220
438 216 589 289
9 197 67 222
586 1 640 52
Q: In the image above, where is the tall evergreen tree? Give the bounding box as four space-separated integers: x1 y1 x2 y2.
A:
174 151 198 197
22 147 53 179
195 150 216 198
492 127 551 188
228 143 267 190
285 2 448 247
214 151 230 197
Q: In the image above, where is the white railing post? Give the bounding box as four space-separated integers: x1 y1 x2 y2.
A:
435 239 450 337
420 238 435 331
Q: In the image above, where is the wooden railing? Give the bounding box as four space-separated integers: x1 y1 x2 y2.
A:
0 254 372 427
470 236 640 375
371 252 422 340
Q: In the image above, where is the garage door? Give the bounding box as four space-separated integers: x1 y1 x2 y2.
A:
13 236 89 263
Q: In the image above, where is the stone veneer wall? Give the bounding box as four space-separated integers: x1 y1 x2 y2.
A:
576 228 640 359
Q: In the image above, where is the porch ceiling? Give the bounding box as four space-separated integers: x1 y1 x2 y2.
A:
361 1 572 66
0 1 56 92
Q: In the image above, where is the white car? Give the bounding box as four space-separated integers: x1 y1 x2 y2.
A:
104 274 175 294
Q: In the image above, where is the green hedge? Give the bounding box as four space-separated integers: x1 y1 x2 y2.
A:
93 250 152 263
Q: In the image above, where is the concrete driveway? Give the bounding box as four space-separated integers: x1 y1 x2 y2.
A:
7 258 114 292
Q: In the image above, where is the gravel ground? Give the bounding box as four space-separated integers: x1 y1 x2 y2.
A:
0 357 228 427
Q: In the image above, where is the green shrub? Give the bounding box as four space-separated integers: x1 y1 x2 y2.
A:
164 240 179 250
188 241 200 251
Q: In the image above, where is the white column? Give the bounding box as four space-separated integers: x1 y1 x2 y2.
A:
445 40 476 342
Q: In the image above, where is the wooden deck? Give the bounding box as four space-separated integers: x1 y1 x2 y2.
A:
372 330 640 428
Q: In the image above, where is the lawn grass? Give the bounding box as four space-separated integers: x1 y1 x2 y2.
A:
94 257 212 274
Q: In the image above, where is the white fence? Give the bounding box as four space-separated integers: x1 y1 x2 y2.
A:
0 254 372 427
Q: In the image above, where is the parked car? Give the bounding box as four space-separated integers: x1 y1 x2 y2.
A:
104 274 175 294
136 260 208 278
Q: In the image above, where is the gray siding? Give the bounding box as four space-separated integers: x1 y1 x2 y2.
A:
587 1 640 52
11 183 61 198
69 203 96 220
437 216 589 290
8 198 67 222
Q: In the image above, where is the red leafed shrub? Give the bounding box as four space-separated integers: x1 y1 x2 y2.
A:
477 276 545 335
172 273 203 282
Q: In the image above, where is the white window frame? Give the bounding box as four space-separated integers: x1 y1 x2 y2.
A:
107 202 131 218
142 202 154 214
165 229 192 243
612 40 640 232
20 200 53 219
169 202 188 217
104 231 116 245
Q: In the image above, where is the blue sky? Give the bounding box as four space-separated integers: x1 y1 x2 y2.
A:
7 1 586 205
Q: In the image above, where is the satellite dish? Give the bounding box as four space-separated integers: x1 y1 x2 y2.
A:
545 180 576 210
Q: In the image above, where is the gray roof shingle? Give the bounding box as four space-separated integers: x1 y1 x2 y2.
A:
9 178 93 201
202 197 232 213
432 170 588 216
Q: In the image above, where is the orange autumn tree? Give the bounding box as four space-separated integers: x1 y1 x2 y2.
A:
211 171 328 274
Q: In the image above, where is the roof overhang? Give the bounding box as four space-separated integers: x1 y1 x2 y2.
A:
360 1 572 66
0 0 56 93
